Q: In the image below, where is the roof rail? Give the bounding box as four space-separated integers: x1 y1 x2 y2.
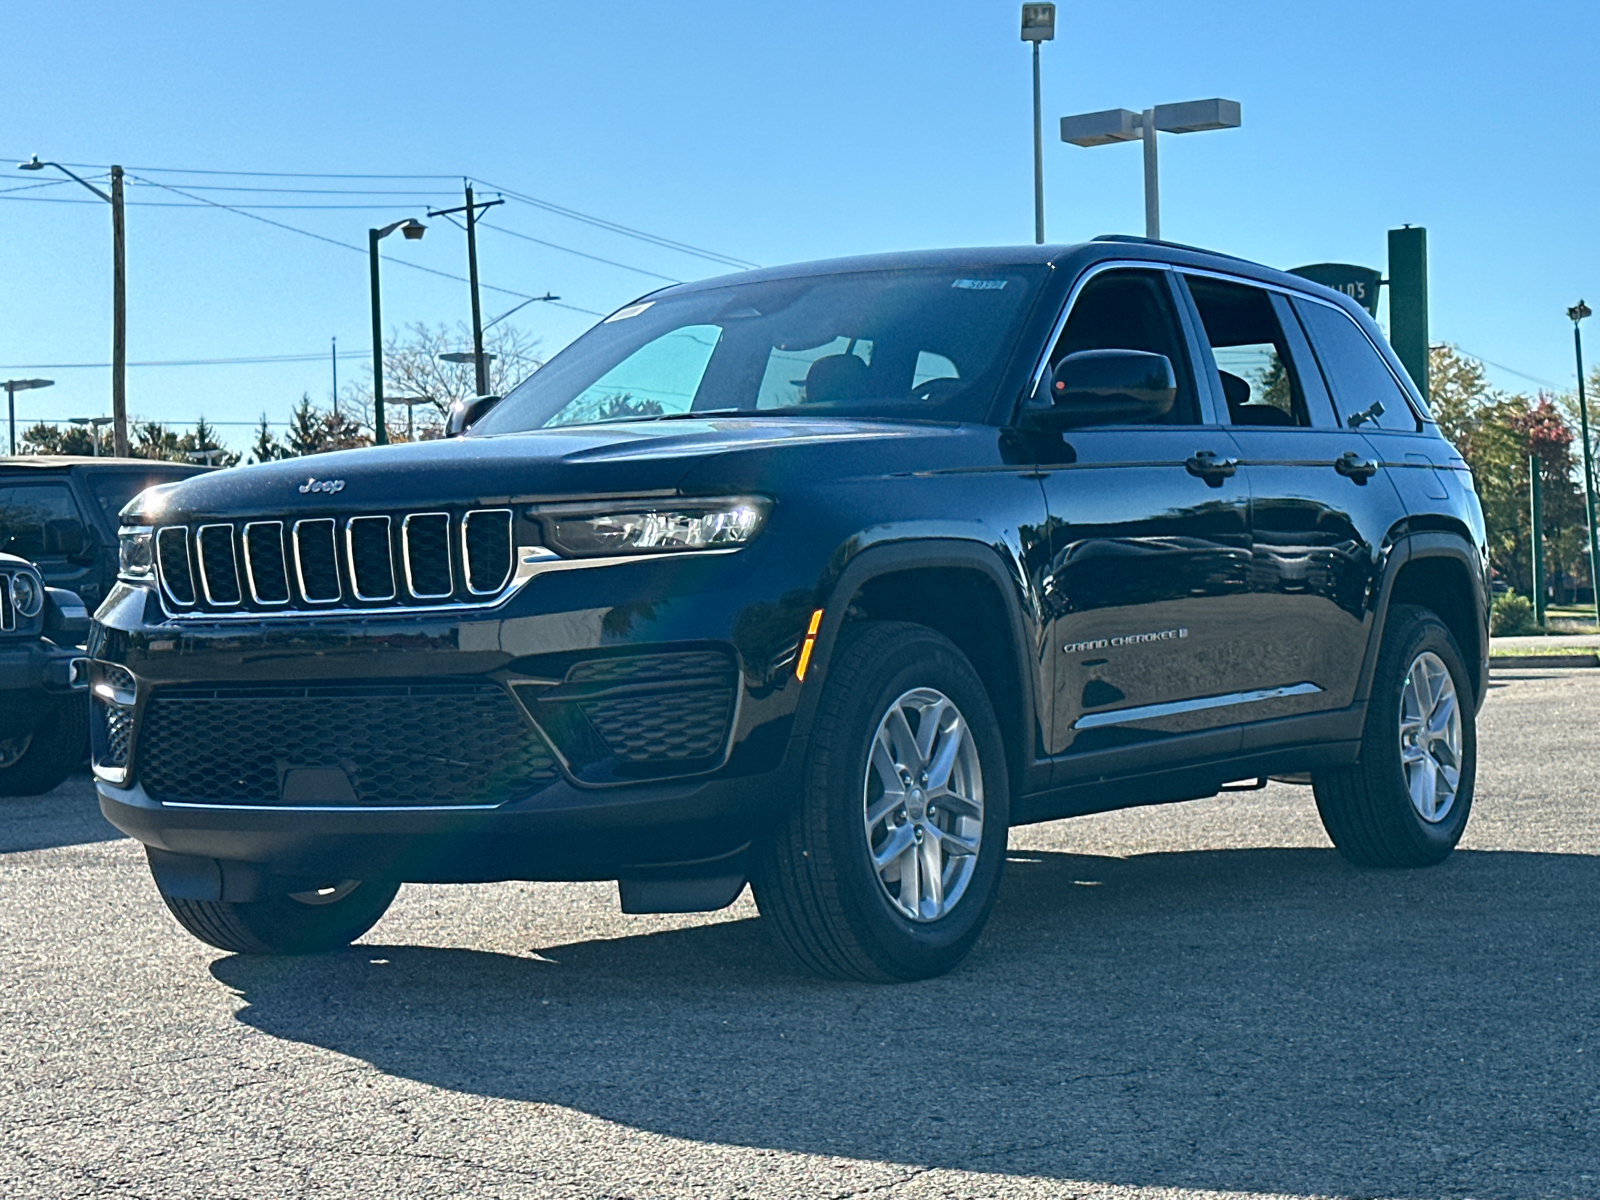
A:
1091 233 1258 266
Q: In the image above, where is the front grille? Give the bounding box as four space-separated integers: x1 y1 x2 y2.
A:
0 576 13 631
153 506 516 616
136 681 557 807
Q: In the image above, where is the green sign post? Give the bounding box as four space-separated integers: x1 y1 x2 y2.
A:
1288 262 1383 316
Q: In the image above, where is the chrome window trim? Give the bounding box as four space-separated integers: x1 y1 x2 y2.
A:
291 518 342 604
345 515 397 602
241 521 290 606
1027 259 1177 398
402 511 453 599
154 526 196 609
1176 264 1427 427
461 508 514 595
195 524 242 608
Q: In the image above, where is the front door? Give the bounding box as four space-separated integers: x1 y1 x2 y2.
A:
1034 268 1255 767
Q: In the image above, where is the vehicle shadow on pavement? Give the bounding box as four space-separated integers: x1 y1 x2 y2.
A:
212 846 1600 1198
0 772 123 854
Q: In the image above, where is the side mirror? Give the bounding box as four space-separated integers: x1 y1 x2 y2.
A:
1026 349 1178 429
446 394 502 438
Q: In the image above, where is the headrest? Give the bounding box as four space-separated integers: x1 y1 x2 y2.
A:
1217 370 1251 412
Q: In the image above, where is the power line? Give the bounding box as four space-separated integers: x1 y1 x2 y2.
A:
477 220 682 284
0 351 371 370
2 157 461 180
1 195 463 211
1455 347 1566 392
477 177 759 270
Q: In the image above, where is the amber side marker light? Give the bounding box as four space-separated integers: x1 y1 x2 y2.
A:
795 608 824 681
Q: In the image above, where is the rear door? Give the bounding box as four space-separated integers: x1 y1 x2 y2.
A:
1034 267 1254 767
1177 273 1408 729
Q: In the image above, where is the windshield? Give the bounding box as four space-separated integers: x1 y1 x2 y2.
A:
473 265 1049 433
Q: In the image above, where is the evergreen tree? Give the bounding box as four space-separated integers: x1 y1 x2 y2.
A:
249 415 285 464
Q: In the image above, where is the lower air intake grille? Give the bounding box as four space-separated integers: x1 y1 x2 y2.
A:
94 700 134 768
581 688 734 762
136 681 557 807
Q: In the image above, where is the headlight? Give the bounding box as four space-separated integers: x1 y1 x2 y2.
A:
533 496 771 558
9 570 43 619
119 526 154 581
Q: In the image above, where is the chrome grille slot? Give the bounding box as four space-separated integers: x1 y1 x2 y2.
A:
156 527 195 606
293 518 341 603
0 574 14 630
346 516 396 601
462 509 513 595
196 524 242 606
403 513 453 598
243 522 290 605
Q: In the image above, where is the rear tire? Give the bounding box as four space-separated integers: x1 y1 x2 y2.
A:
154 864 400 955
0 694 86 798
753 621 1009 982
1313 604 1475 867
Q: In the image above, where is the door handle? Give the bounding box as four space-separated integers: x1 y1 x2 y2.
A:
1334 451 1378 483
1186 449 1238 487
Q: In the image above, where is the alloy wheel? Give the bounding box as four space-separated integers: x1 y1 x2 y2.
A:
1399 650 1462 824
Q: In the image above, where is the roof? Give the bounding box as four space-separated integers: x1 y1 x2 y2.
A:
0 456 210 473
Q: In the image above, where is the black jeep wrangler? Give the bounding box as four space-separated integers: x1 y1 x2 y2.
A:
0 552 91 795
93 239 1488 980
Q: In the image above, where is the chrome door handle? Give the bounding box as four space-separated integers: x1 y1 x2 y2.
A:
1334 451 1378 483
1186 449 1238 487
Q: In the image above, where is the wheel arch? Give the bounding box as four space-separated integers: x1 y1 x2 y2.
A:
1366 531 1491 710
795 540 1040 797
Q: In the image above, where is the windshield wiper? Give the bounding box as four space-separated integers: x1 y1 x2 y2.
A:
595 407 757 425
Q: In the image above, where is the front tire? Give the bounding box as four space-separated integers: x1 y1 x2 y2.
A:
0 694 86 798
1313 604 1476 867
154 861 401 955
753 621 1010 982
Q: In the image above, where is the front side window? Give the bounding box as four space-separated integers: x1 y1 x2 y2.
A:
1293 298 1419 431
0 484 90 560
474 266 1049 433
1047 269 1198 424
1186 277 1312 428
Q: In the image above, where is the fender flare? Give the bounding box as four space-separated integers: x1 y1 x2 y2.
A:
789 537 1041 782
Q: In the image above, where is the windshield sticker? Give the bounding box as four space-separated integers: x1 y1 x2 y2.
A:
952 278 1008 290
604 301 655 323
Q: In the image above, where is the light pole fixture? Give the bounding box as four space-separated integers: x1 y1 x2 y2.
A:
428 184 506 398
368 218 427 446
1020 4 1056 245
69 415 114 458
19 155 129 456
388 395 434 443
185 447 229 466
1059 98 1241 241
1570 300 1599 629
4 378 54 456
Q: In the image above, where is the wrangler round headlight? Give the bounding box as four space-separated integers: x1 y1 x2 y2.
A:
9 570 43 619
533 496 771 558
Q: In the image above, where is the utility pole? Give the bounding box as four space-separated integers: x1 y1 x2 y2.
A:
1570 301 1599 629
1529 453 1544 627
428 185 504 397
331 335 339 419
110 165 127 456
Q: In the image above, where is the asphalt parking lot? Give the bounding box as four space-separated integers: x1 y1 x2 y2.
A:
3 667 1598 1200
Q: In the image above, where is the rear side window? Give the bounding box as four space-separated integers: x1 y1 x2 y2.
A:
1185 276 1313 428
1293 298 1419 431
0 483 91 560
85 471 191 526
1050 270 1199 424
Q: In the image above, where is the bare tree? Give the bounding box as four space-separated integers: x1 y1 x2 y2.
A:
341 321 543 440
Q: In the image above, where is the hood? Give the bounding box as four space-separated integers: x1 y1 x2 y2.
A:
128 417 934 522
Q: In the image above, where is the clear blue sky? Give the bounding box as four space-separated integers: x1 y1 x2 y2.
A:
3 0 1594 452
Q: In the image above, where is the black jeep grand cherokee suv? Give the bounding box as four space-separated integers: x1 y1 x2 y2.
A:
93 238 1488 980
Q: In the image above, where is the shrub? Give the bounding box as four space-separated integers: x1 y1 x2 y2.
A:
1490 592 1537 636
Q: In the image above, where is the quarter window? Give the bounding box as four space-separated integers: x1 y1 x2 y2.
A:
1293 298 1418 431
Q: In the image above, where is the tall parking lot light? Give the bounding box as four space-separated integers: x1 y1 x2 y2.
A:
4 378 54 456
69 415 114 457
1570 300 1599 628
1020 4 1056 244
1059 99 1241 241
368 219 427 446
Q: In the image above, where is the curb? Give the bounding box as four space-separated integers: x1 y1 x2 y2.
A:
1490 654 1600 669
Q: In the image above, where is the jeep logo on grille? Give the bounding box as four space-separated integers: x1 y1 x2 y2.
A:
298 477 346 495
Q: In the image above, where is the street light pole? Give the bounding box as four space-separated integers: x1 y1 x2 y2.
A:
1570 301 1599 629
366 218 427 446
1059 99 1241 241
18 157 129 456
428 186 505 397
4 379 55 455
1021 5 1056 245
